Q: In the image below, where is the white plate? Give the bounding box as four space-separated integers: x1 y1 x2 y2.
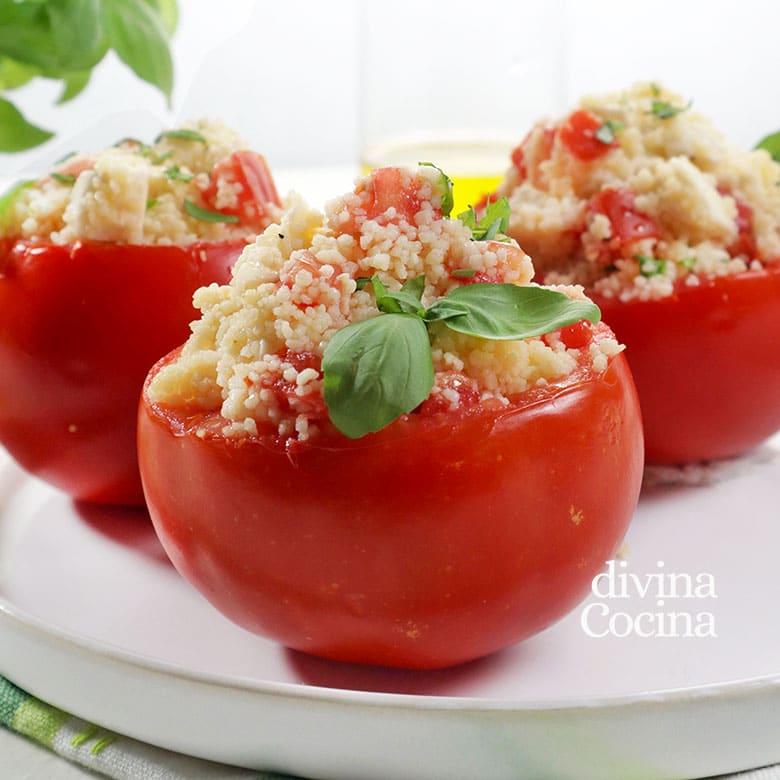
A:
1 437 780 780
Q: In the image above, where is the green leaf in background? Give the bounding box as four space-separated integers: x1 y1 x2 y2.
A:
101 0 174 104
322 313 434 439
0 57 39 90
143 0 178 34
57 70 92 104
756 131 780 163
0 0 106 72
426 284 601 340
0 179 34 229
0 96 53 151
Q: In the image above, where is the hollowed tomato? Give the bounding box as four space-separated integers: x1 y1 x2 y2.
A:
591 265 780 463
138 332 643 669
0 239 246 505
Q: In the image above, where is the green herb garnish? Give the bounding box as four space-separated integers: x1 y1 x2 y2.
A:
157 129 207 144
322 277 601 438
649 99 692 120
636 254 667 277
452 268 477 278
458 197 511 242
595 119 624 145
419 162 454 217
755 131 780 163
51 172 76 185
677 257 697 272
146 198 158 210
183 199 238 224
164 165 194 182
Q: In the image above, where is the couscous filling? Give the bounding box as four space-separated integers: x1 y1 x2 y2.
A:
149 166 622 442
0 119 280 246
495 83 780 301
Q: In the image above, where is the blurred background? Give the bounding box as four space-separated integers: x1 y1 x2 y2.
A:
1 0 778 181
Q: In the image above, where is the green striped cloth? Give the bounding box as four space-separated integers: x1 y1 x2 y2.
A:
0 674 295 779
4 673 780 779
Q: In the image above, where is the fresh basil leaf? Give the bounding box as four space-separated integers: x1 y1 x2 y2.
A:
426 283 601 340
401 274 425 300
649 99 691 120
0 0 105 72
355 276 371 291
756 131 780 163
595 119 623 145
51 172 76 185
183 199 238 223
677 256 697 272
142 0 178 35
0 57 39 90
636 254 666 277
452 268 476 278
157 128 207 144
164 165 194 182
458 197 511 242
419 162 454 217
0 179 34 229
57 69 91 104
101 0 173 103
322 313 434 438
152 150 173 164
0 96 53 152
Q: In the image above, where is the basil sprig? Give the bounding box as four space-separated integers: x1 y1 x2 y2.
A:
323 276 601 438
458 197 511 242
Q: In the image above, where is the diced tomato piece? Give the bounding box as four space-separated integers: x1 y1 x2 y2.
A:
587 187 660 246
560 110 617 162
510 144 526 179
557 320 594 349
202 151 280 231
718 186 758 260
361 167 423 223
417 372 480 417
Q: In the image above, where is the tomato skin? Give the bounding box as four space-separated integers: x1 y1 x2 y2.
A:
138 340 643 669
592 265 780 463
0 239 246 505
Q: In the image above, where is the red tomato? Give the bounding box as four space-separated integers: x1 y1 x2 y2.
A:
359 167 424 223
201 151 280 231
591 265 780 463
0 239 246 505
138 330 643 669
560 110 618 161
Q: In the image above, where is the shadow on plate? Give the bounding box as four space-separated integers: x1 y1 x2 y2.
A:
72 499 172 567
285 643 521 696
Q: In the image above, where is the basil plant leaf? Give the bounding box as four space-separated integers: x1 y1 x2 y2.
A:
322 314 434 438
0 96 53 152
458 197 511 242
370 275 426 316
401 274 425 301
57 69 92 105
101 0 174 103
426 283 601 340
756 131 780 163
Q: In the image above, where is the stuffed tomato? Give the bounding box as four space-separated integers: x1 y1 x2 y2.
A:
494 83 780 463
0 121 281 504
138 166 643 669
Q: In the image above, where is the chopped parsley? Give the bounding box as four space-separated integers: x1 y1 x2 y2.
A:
183 200 238 223
51 172 76 186
595 119 624 145
649 99 692 120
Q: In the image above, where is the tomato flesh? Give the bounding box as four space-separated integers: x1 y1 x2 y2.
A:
560 110 617 161
138 338 643 669
202 151 280 231
592 265 780 463
587 187 660 248
0 239 245 504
